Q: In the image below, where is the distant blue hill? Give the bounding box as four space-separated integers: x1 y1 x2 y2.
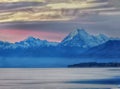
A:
84 40 120 58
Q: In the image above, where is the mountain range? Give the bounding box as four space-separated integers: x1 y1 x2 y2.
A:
0 28 119 57
0 28 120 67
0 28 109 49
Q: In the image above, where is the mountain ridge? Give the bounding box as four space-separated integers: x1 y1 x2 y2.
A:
0 28 120 67
0 28 119 58
60 28 109 48
0 28 119 49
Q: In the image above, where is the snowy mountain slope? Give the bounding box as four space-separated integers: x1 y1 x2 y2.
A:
60 28 109 48
0 36 58 49
14 36 58 48
0 41 13 49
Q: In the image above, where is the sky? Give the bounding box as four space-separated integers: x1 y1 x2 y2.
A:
0 0 120 43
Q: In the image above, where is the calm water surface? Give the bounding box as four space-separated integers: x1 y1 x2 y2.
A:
0 68 120 89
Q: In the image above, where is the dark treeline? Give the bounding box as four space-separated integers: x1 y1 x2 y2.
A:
68 62 120 68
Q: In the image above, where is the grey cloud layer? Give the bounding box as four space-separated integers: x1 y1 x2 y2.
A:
0 0 119 21
0 0 120 38
0 2 45 10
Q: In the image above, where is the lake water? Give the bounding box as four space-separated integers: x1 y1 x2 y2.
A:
0 68 120 89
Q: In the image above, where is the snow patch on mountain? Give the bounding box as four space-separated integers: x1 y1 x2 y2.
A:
60 28 109 48
0 36 58 49
14 36 58 48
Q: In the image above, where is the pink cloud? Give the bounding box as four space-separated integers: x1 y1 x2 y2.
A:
0 29 65 43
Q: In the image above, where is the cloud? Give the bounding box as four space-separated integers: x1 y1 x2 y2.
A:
0 2 45 10
99 11 120 15
0 0 119 22
0 29 65 42
0 0 120 42
0 0 45 3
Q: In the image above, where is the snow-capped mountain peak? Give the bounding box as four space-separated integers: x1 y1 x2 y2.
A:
69 28 88 37
70 28 89 38
60 28 109 48
96 34 109 43
14 36 58 48
62 28 89 42
24 36 41 42
25 36 37 40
